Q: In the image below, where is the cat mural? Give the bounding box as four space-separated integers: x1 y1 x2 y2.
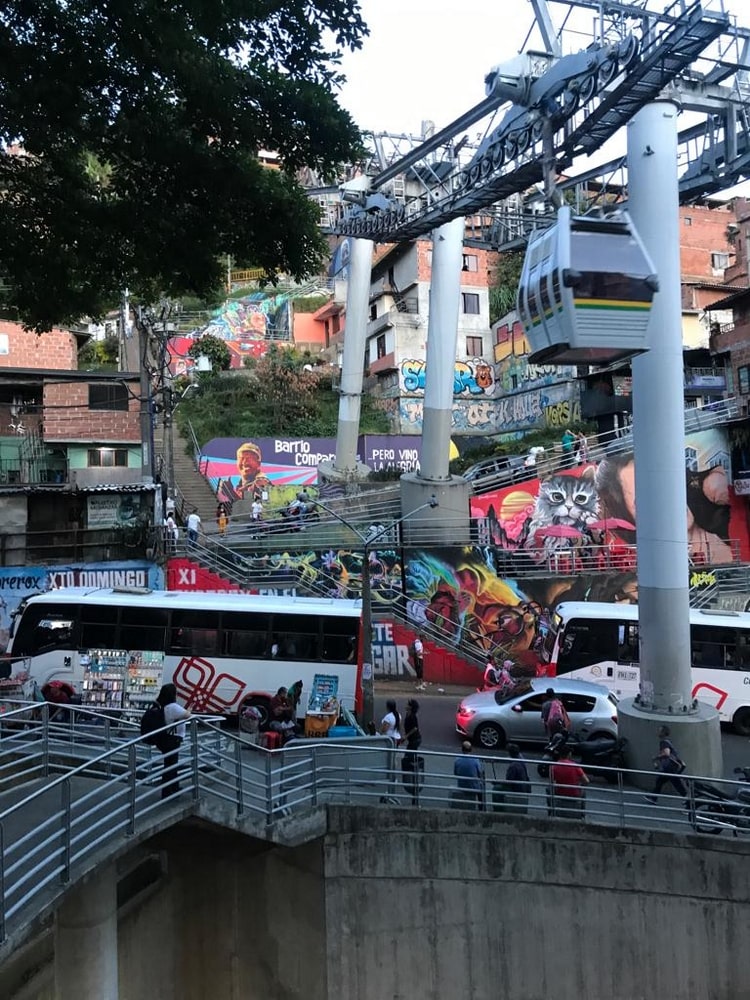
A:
524 468 600 563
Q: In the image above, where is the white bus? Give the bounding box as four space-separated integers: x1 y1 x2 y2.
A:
544 601 750 735
3 588 363 724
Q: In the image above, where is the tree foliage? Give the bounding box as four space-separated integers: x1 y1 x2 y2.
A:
489 251 525 325
0 0 368 331
188 334 232 372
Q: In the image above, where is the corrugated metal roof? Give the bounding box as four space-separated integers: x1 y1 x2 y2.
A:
0 483 157 495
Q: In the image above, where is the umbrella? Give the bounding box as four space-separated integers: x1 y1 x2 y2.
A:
533 524 583 540
588 518 636 533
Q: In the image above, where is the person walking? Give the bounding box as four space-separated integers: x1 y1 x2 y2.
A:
156 683 191 800
411 633 425 689
541 688 570 739
164 513 179 554
482 657 500 691
380 699 402 801
401 698 423 805
453 741 485 811
502 743 532 814
216 501 229 536
644 725 688 804
561 428 576 466
549 747 589 817
186 508 201 548
575 431 588 464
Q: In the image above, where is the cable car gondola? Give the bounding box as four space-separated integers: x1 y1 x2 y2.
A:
517 206 658 365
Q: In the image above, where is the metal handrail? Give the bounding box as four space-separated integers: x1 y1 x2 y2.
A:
0 706 748 944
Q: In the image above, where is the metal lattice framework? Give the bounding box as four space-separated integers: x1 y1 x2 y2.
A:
304 0 750 249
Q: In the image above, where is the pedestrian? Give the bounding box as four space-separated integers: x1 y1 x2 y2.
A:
380 699 402 801
379 699 402 742
251 498 263 521
561 428 576 465
482 657 500 691
453 740 485 811
541 688 570 739
411 633 425 689
575 431 588 464
164 513 178 554
502 743 532 814
186 508 201 547
549 746 589 817
165 494 176 518
156 683 191 799
216 501 229 536
401 698 423 805
644 725 688 804
497 659 515 694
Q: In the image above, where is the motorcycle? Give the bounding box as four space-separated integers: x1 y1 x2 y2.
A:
690 767 750 836
537 730 628 784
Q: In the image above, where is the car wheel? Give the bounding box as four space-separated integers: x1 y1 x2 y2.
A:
732 707 750 737
474 722 506 750
589 731 614 741
693 804 725 836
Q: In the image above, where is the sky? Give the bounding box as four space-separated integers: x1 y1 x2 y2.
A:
334 0 750 196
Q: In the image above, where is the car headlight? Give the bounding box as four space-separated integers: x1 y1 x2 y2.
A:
457 707 476 719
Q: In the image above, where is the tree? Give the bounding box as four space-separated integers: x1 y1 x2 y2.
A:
0 1 368 331
188 335 232 373
489 251 525 325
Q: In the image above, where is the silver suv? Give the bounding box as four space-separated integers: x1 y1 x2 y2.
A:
456 678 618 750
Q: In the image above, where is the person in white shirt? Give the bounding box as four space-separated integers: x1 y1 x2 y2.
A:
164 513 179 553
379 699 402 741
251 499 263 521
156 683 191 799
186 508 201 546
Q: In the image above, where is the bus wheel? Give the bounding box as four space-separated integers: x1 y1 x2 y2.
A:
732 707 750 737
243 697 271 730
474 722 506 750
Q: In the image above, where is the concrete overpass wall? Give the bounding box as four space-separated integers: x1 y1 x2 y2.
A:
3 808 749 999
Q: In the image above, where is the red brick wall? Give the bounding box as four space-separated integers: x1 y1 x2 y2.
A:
679 203 735 282
43 381 141 442
416 241 499 285
0 321 77 369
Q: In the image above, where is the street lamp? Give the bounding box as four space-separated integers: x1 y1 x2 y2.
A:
313 495 439 729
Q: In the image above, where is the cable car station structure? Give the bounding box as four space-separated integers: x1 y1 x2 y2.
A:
317 0 750 778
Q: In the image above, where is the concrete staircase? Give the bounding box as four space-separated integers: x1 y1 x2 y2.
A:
153 423 219 525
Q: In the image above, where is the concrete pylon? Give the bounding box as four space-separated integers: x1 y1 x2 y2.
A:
619 100 722 779
319 237 374 484
401 217 470 544
54 865 119 999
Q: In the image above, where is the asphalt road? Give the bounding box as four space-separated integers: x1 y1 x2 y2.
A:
374 686 750 778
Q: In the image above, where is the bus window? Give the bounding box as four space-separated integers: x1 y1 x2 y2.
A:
558 619 620 672
12 603 77 655
322 617 360 662
80 604 119 648
120 607 169 651
692 625 738 669
270 614 318 660
222 611 270 658
169 610 220 657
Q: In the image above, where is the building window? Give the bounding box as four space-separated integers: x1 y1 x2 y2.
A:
462 292 480 315
466 335 484 356
738 365 750 395
711 251 730 271
462 254 478 272
511 374 518 389
684 217 692 226
88 448 128 468
376 334 387 359
369 304 377 321
89 384 128 411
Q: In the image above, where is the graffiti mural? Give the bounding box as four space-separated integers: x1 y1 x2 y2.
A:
470 427 750 567
400 358 495 396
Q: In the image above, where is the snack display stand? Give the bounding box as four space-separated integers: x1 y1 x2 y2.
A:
304 674 340 738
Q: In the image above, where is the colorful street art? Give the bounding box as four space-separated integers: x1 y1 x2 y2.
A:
166 293 292 373
203 434 423 500
470 427 749 567
399 382 579 434
400 358 495 396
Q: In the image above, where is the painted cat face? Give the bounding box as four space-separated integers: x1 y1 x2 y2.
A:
535 470 598 526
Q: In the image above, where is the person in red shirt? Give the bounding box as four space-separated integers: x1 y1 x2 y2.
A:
549 748 590 817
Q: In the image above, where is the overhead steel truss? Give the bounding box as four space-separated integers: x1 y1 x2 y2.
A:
315 1 750 250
